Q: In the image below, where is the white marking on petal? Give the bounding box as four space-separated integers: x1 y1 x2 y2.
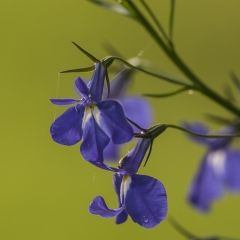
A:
207 150 226 176
120 175 132 204
82 107 92 128
92 106 101 126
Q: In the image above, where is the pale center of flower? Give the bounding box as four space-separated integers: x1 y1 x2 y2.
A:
81 94 96 107
207 150 226 176
82 105 95 128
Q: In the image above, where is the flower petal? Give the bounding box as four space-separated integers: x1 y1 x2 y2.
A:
75 76 89 98
208 126 234 150
103 141 120 160
125 174 167 228
225 149 240 192
89 62 106 102
88 160 119 172
120 96 152 132
122 138 151 174
80 109 110 162
115 209 128 224
50 105 84 145
89 196 124 218
113 173 123 203
102 69 132 100
188 151 225 211
183 122 234 149
50 98 79 105
95 100 133 144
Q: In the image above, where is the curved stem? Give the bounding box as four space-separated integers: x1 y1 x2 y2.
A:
165 124 240 138
104 56 192 86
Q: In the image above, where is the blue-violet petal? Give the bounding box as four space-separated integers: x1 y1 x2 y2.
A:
80 109 110 162
89 62 106 102
50 98 79 106
125 174 167 228
89 196 124 218
95 100 133 144
75 76 89 98
50 105 84 145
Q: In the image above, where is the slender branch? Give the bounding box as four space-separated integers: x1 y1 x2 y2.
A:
104 56 192 86
166 124 240 138
168 216 200 240
169 0 175 44
139 0 170 45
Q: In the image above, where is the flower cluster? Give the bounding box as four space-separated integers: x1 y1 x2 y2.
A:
183 122 240 212
50 60 167 228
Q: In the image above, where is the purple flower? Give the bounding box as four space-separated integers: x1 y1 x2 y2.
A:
102 69 152 160
50 62 134 162
184 122 240 212
89 138 168 228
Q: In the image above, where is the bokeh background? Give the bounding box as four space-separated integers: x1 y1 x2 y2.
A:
1 1 240 239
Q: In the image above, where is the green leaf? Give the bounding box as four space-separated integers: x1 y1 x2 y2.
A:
143 86 190 98
103 56 192 86
59 65 95 74
87 0 134 18
72 42 99 62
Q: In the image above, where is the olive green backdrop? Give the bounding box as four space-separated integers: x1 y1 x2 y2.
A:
0 1 240 239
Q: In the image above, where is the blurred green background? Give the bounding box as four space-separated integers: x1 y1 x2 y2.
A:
1 1 240 239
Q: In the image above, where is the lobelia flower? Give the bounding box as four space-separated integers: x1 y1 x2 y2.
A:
50 62 134 162
183 122 240 212
102 68 152 160
88 138 168 228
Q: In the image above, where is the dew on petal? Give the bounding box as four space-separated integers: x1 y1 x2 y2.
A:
143 216 149 223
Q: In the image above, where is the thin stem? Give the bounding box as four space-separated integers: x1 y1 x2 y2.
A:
139 0 170 45
168 216 200 240
166 124 240 138
169 0 175 44
104 56 192 86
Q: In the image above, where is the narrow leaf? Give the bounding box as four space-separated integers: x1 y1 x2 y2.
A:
72 42 99 62
143 139 153 167
59 65 95 74
105 68 110 98
143 86 190 98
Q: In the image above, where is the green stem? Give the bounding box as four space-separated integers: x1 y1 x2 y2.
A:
123 0 240 117
139 0 170 45
166 124 240 138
